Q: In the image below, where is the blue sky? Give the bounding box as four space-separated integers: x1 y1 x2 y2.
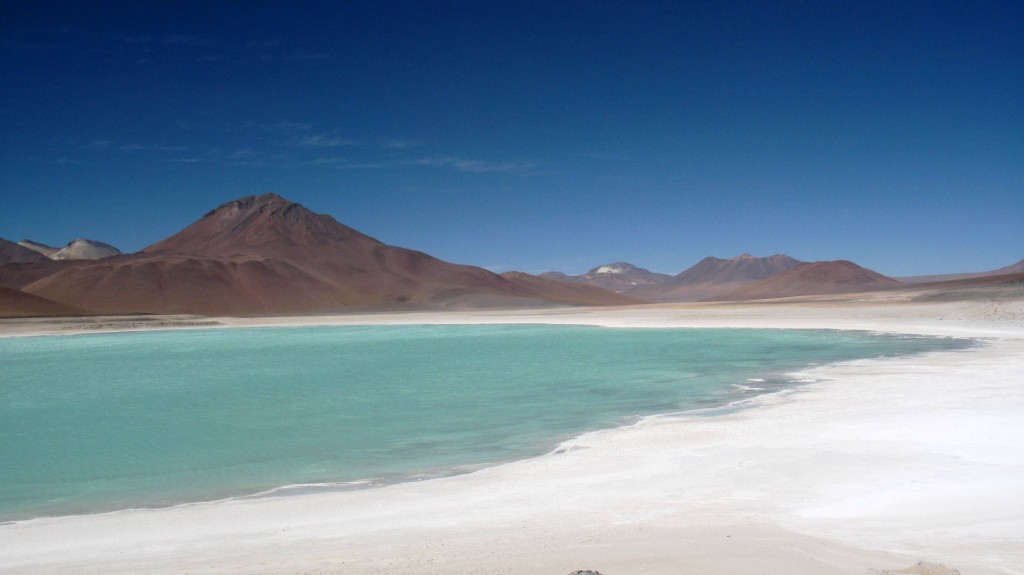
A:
2 1 1021 276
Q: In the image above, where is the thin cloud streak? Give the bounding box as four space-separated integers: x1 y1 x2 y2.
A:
291 134 360 147
65 129 542 175
415 156 542 174
119 143 189 152
161 34 220 49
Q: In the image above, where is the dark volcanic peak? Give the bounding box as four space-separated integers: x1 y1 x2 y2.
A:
715 260 905 300
628 253 804 302
144 193 381 258
672 253 804 284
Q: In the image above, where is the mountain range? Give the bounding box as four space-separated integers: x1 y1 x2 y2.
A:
1 193 1019 318
1 194 637 316
628 254 804 301
708 260 906 300
544 253 1022 302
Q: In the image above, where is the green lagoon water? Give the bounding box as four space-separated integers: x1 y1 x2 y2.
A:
0 324 970 521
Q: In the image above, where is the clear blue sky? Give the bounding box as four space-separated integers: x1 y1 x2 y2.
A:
2 1 1021 276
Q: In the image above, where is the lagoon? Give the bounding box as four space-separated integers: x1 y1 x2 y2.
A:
0 324 969 521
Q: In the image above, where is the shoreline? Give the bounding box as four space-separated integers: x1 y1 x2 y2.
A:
3 324 963 524
2 298 1022 574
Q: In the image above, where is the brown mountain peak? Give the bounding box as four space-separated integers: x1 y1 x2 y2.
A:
145 193 381 258
713 259 905 301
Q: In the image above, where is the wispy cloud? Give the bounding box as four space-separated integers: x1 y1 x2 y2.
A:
415 156 541 174
119 143 189 152
80 139 189 155
166 157 209 164
256 51 333 62
64 125 545 176
260 122 313 134
291 133 359 147
382 138 418 149
161 34 220 49
578 152 630 161
118 35 153 45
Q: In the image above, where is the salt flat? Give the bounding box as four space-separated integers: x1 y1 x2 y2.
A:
1 294 1022 574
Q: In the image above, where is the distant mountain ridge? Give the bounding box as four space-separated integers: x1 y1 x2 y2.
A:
713 260 905 300
11 193 637 315
540 261 671 293
3 195 1019 316
898 258 1024 284
629 253 804 301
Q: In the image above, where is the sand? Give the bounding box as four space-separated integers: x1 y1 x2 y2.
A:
1 295 1022 574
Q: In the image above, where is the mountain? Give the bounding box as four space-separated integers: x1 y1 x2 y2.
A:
0 238 51 264
996 258 1024 274
500 271 646 306
0 260 85 290
714 260 905 300
20 193 638 315
0 287 84 317
898 258 1024 284
50 239 122 260
19 238 122 260
17 239 59 258
540 262 672 293
631 253 804 301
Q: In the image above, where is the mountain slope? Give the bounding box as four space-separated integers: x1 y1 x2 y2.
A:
0 287 84 317
996 258 1024 274
897 258 1024 284
17 240 59 258
0 238 51 264
24 194 637 314
500 272 647 306
714 260 905 300
632 254 803 301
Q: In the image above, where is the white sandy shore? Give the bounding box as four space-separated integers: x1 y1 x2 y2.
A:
2 297 1023 574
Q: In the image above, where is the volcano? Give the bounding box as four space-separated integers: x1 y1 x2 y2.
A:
631 253 804 301
713 260 905 300
16 194 637 315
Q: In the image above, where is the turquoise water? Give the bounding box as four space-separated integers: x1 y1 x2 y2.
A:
0 325 970 521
